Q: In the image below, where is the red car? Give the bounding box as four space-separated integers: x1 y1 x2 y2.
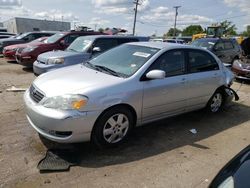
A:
16 31 103 67
3 37 48 61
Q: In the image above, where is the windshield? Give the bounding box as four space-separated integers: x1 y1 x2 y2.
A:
44 33 65 44
191 40 215 50
86 44 159 77
66 36 93 53
16 33 29 40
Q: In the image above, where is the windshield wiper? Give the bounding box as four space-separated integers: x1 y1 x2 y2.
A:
67 48 77 52
84 62 126 78
94 65 126 78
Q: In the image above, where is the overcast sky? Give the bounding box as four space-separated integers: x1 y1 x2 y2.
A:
0 0 249 36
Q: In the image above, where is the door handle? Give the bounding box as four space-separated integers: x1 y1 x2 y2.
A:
213 73 218 78
181 78 186 83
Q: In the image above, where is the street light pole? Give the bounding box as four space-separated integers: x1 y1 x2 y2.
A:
173 6 181 37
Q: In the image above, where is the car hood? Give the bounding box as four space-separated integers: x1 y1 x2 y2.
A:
38 50 86 61
4 42 41 50
33 64 124 97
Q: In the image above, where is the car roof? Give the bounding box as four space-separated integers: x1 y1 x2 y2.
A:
196 37 234 42
128 41 199 50
76 35 149 40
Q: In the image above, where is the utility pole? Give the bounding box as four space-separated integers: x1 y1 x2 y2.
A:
132 0 140 36
173 6 181 37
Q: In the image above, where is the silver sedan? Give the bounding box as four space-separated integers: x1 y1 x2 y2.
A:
24 42 234 148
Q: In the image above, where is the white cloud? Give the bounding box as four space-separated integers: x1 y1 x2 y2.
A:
88 17 110 25
35 10 79 21
91 0 149 15
224 0 250 12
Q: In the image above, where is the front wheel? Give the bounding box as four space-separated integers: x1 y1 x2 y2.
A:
91 107 134 148
207 90 224 113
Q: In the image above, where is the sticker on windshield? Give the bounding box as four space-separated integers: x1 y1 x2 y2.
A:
133 52 151 58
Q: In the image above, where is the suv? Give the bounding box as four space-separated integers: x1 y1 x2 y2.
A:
0 31 55 54
15 31 103 67
191 38 242 65
33 35 149 75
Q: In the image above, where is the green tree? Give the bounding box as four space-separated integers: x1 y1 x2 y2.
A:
182 25 204 36
165 28 182 37
220 20 237 35
242 25 250 37
98 28 104 33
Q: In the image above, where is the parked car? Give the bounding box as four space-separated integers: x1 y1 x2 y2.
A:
3 37 48 61
0 31 56 54
33 35 150 75
191 38 242 65
24 42 234 147
16 31 104 67
164 39 185 44
232 58 250 80
210 145 250 188
0 35 13 39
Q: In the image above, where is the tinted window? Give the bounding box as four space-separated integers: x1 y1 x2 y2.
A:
117 38 139 44
65 34 79 45
224 41 234 50
214 41 224 51
94 38 118 52
188 50 219 73
149 50 185 77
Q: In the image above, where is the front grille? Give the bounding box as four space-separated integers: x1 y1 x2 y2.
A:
29 85 44 103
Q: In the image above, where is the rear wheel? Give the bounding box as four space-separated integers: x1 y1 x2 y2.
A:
207 90 224 113
91 107 134 148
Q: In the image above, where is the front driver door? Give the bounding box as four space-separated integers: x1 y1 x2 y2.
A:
142 50 188 123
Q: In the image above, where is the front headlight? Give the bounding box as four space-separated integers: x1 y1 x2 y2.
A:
22 47 37 53
47 58 64 64
42 95 88 111
233 60 243 70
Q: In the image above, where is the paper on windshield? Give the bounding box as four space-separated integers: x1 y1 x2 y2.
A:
133 52 151 58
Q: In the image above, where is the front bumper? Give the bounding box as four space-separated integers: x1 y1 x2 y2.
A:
3 50 16 61
232 67 250 80
16 52 36 67
33 60 60 75
24 89 101 143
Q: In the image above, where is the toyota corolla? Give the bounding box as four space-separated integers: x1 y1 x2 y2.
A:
24 42 235 148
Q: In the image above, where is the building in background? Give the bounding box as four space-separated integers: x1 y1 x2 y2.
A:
0 22 3 27
3 17 70 34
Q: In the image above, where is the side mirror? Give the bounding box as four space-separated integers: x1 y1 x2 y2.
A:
92 47 101 53
146 70 166 80
59 40 65 46
214 46 223 51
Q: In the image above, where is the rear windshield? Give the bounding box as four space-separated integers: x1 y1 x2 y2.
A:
44 33 65 44
16 33 29 40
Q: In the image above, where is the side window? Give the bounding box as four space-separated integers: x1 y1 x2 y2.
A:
214 41 224 51
224 41 234 50
188 50 219 73
64 34 79 45
23 34 35 41
149 50 185 77
93 38 118 52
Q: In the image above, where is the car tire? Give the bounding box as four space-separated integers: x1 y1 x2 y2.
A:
91 106 134 148
206 90 225 113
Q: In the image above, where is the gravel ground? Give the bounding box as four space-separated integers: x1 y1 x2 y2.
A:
0 57 249 188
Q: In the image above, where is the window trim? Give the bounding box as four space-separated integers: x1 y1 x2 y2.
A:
140 49 188 81
187 49 220 74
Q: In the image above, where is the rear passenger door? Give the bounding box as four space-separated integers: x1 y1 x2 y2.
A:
185 49 221 110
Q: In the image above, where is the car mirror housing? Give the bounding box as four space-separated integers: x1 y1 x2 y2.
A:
92 47 101 53
146 70 166 80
